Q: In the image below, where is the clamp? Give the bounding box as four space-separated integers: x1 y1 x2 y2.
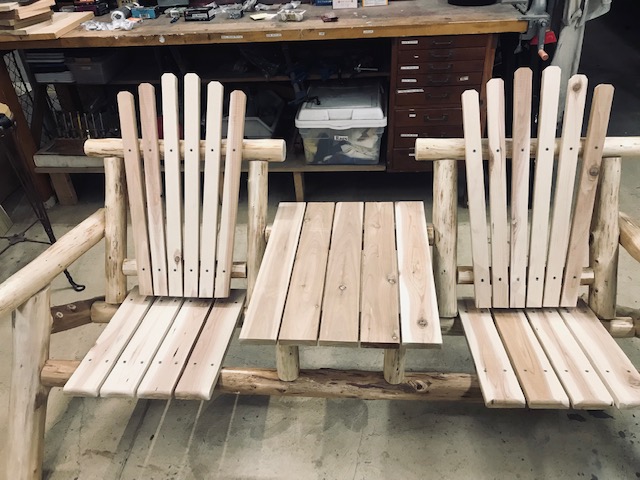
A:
506 0 551 61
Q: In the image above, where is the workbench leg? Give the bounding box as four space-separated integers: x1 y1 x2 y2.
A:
49 173 78 206
292 172 305 202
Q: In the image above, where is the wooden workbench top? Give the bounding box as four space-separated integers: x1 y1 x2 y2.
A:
0 0 526 49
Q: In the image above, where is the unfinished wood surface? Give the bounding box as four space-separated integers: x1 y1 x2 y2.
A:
561 85 615 306
461 89 492 307
0 12 92 39
279 203 334 345
174 290 245 399
276 345 300 381
63 288 152 396
139 83 169 296
247 161 268 302
526 309 613 409
104 157 127 304
319 202 364 346
619 212 640 262
588 157 621 319
0 0 54 14
240 202 306 343
383 346 406 384
7 288 51 480
486 78 509 307
526 66 561 307
117 91 153 295
100 297 183 397
459 299 525 407
560 302 640 408
215 90 246 298
199 81 224 298
432 159 457 317
395 201 441 347
161 73 184 297
493 310 569 408
50 172 77 205
90 300 118 323
137 299 213 398
182 73 202 297
509 67 532 308
360 202 400 347
543 74 588 306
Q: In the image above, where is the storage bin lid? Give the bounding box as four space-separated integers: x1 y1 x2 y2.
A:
295 83 387 130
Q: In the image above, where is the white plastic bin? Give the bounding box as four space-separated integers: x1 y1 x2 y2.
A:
295 83 387 165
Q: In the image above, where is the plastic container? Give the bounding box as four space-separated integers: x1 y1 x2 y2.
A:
222 90 284 139
295 83 387 165
65 52 124 84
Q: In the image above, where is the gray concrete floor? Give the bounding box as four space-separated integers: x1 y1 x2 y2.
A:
2 2 640 479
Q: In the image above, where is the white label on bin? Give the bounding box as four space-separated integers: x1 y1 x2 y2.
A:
459 75 470 82
222 35 243 39
318 32 326 36
401 79 417 83
266 33 282 38
397 89 424 94
401 133 419 138
408 113 417 118
334 135 349 141
401 40 419 45
409 153 416 157
400 66 419 71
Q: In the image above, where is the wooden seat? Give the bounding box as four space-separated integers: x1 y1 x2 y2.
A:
417 65 640 410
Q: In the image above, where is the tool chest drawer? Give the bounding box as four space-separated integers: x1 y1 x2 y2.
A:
390 148 432 172
397 48 486 64
394 126 463 148
394 85 473 107
397 59 484 75
396 71 483 88
397 35 488 50
394 108 463 127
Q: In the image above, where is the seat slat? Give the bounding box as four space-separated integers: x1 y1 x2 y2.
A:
486 78 509 308
458 299 525 408
560 301 640 409
139 83 169 296
279 203 334 345
100 297 183 397
543 75 588 306
63 288 153 397
526 308 613 409
560 85 615 306
215 90 247 298
319 202 364 346
117 92 153 295
161 73 184 297
198 82 224 298
137 298 213 399
174 290 245 400
461 89 492 308
183 73 202 297
493 310 569 408
526 66 561 308
360 202 400 347
239 202 306 343
395 201 441 347
509 67 532 308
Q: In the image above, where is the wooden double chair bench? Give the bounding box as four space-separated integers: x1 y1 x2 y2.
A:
2 66 640 478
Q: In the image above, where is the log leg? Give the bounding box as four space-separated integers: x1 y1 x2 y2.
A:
292 172 305 202
276 344 300 381
247 161 268 303
8 287 52 480
104 157 127 304
383 346 406 385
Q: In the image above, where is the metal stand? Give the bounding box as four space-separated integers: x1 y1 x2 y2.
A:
0 108 84 291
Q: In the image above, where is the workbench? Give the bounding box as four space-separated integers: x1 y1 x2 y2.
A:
0 0 526 203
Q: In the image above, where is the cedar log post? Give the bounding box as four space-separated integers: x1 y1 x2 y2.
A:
276 344 300 381
104 157 128 304
383 347 407 384
247 161 268 303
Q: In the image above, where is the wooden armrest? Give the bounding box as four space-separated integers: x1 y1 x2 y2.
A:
620 212 640 263
0 209 106 319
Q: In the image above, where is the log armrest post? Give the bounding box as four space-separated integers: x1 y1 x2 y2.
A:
247 161 268 304
104 157 127 304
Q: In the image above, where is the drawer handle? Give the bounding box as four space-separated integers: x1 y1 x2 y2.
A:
427 92 450 99
427 75 451 85
431 40 453 46
430 51 453 59
424 114 449 122
429 63 453 72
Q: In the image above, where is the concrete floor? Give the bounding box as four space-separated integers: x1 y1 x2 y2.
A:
2 2 640 479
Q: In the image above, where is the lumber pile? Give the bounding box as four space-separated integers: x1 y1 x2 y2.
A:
0 0 55 32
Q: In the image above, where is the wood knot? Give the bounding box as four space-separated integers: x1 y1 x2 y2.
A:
589 166 600 177
572 82 582 93
392 334 398 340
174 255 182 263
338 284 347 291
387 275 396 285
417 318 428 328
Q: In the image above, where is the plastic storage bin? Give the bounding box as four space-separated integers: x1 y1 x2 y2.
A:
295 83 387 165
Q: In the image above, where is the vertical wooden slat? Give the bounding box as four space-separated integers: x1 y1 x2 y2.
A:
560 84 615 306
183 73 202 297
542 74 588 306
139 83 169 296
117 91 153 295
526 66 561 307
318 202 364 346
486 78 509 307
395 201 441 347
215 90 247 298
461 89 492 307
509 67 532 308
161 73 184 297
199 81 224 297
360 202 400 347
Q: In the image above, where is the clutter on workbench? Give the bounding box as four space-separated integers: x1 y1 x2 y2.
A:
278 8 304 21
332 0 357 9
184 5 215 21
65 50 125 83
362 0 387 6
73 0 109 17
295 83 387 165
0 0 54 31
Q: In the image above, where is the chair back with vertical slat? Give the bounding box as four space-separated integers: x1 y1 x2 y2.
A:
117 73 246 299
462 66 615 309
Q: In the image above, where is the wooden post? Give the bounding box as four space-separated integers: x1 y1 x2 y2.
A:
433 159 458 317
276 345 299 381
292 172 305 202
589 157 621 319
247 161 268 303
90 300 119 323
8 287 52 480
104 157 127 304
383 346 406 384
619 212 640 262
